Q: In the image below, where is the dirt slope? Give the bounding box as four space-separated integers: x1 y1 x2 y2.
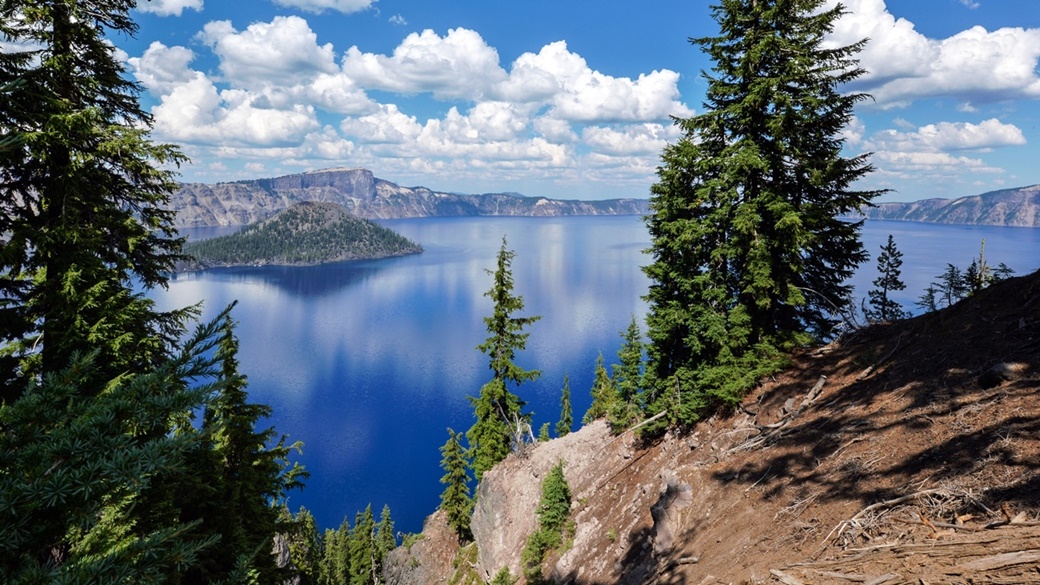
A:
388 269 1040 585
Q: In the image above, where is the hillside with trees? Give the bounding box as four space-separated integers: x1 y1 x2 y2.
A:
183 201 423 269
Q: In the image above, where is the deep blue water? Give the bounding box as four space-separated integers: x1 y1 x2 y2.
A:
155 216 1040 534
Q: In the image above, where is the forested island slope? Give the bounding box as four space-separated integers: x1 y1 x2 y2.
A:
182 201 422 268
859 184 1040 227
171 167 649 227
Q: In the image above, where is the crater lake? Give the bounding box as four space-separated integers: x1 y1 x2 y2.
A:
155 215 1040 534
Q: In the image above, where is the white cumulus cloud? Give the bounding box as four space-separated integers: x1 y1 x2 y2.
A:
198 16 338 88
867 118 1026 153
827 0 1040 106
496 41 691 122
341 28 507 100
135 0 203 17
582 124 677 156
128 42 197 95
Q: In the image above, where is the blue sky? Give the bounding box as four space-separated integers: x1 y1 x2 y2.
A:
121 0 1040 202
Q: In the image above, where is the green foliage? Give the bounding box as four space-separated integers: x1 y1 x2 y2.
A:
467 379 519 482
348 506 376 585
555 374 573 437
439 429 473 540
285 507 321 585
175 311 307 584
609 317 646 432
311 504 398 585
582 354 615 424
864 235 909 322
521 462 572 584
447 543 481 585
468 238 540 481
375 505 397 565
0 0 189 391
538 422 551 442
184 202 422 267
489 567 518 585
0 314 231 583
642 0 880 427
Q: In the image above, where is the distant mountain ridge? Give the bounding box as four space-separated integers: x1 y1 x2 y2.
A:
858 184 1040 227
170 167 649 227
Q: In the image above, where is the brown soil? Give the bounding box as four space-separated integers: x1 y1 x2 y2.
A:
630 269 1040 584
389 269 1040 585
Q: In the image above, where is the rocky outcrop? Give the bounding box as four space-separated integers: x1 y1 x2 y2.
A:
170 167 649 227
383 510 459 585
858 184 1040 227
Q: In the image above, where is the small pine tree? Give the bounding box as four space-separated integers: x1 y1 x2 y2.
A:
916 284 939 314
375 505 396 576
609 317 645 432
555 374 573 437
583 354 615 424
521 462 572 584
439 428 473 539
490 567 518 585
864 234 909 322
538 422 551 442
936 263 968 307
348 506 376 585
286 507 321 585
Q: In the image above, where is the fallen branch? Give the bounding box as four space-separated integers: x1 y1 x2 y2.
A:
817 490 942 556
770 569 806 585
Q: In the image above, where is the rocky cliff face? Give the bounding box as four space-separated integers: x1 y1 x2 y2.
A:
170 168 648 227
860 184 1040 227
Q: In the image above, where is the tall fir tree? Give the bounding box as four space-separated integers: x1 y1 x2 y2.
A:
864 235 909 322
555 374 573 437
439 428 473 539
643 0 882 425
468 237 541 480
609 317 646 432
0 0 189 394
582 353 615 424
0 1 242 579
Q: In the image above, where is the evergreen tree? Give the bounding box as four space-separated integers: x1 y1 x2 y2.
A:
375 505 396 569
0 0 189 393
439 428 473 540
555 374 573 437
582 354 615 424
916 284 939 314
864 235 909 322
643 0 881 425
520 462 572 584
189 313 307 584
936 264 967 307
348 506 376 585
538 422 551 442
468 238 541 480
286 507 321 585
609 317 646 432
